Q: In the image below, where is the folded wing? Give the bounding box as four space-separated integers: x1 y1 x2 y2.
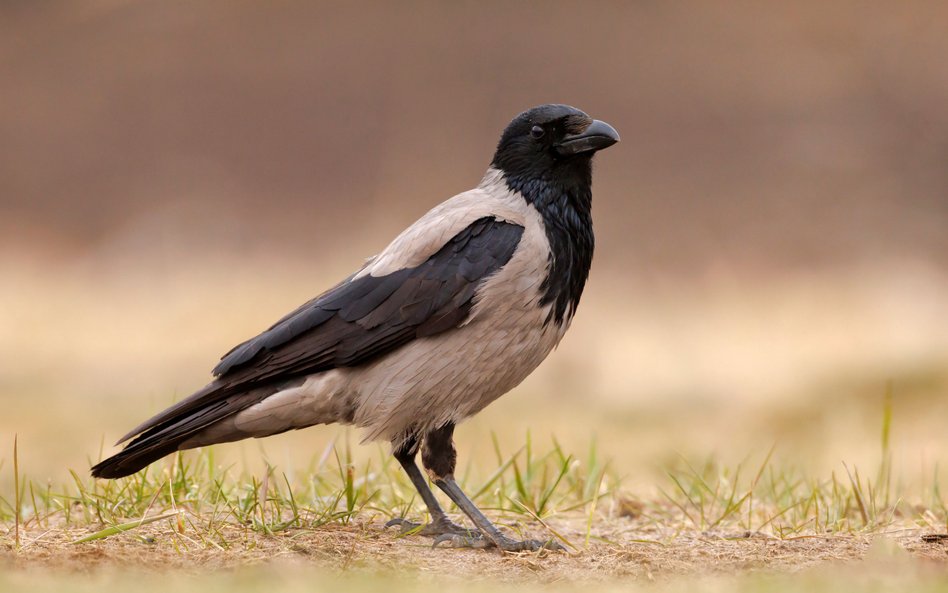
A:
114 216 525 446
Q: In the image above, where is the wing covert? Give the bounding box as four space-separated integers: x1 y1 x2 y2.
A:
213 216 524 389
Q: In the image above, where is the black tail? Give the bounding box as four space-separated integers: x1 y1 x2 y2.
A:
90 437 185 479
91 384 278 479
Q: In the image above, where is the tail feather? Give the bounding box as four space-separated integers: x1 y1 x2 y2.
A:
91 385 278 479
90 437 184 479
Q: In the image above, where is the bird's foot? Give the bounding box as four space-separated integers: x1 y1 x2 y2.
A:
432 532 565 553
385 516 477 538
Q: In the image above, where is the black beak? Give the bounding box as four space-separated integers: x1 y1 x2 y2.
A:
555 119 620 156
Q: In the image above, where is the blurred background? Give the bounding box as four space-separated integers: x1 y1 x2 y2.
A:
2 1 946 491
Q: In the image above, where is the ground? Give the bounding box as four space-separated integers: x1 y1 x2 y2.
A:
4 517 948 591
4 520 947 576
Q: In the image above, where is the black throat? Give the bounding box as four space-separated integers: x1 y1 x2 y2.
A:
499 158 595 326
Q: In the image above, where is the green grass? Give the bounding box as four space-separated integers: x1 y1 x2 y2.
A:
2 416 945 551
0 430 616 548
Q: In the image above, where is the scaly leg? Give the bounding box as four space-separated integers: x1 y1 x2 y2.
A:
385 436 475 538
422 423 564 552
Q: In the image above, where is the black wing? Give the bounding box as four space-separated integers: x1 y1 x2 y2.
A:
214 215 524 382
115 216 524 444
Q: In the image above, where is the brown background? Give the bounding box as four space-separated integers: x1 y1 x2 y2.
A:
4 1 947 271
2 1 946 482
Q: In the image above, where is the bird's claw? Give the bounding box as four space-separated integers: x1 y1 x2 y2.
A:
432 532 565 553
385 517 477 538
385 517 421 535
432 532 493 549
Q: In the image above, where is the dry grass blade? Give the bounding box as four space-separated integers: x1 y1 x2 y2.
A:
507 497 578 551
842 462 870 528
13 434 20 550
71 511 183 544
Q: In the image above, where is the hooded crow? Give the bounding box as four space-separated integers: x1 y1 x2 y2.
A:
91 104 619 551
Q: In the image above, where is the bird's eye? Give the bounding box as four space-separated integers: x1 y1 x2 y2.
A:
530 125 545 139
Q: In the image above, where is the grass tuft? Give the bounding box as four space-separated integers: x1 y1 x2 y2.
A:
1 393 946 554
0 430 617 549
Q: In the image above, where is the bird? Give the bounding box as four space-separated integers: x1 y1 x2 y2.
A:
91 104 619 552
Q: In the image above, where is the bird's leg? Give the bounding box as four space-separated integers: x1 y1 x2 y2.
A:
385 435 474 538
422 423 564 553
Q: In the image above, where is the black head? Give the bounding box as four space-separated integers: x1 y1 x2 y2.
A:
490 105 619 327
490 104 619 187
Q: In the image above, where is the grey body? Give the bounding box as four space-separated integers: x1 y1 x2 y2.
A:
184 168 567 450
